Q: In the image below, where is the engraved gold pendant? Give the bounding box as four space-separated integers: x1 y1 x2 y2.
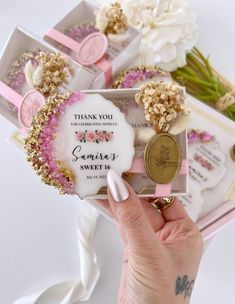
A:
144 133 182 184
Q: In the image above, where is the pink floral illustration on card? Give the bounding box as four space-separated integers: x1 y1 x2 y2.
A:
87 131 97 142
75 130 114 143
97 131 106 142
105 131 113 141
76 131 84 141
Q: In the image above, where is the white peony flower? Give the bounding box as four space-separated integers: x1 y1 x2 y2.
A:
124 0 198 71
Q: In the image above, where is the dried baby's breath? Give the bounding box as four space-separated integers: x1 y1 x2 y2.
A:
34 52 74 96
135 81 185 133
105 2 128 35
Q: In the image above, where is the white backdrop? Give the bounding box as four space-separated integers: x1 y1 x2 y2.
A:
0 0 235 303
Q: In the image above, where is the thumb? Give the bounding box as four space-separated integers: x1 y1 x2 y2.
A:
107 169 156 251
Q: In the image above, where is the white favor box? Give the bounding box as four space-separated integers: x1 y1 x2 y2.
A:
2 86 188 199
44 0 141 89
82 88 188 199
0 26 92 129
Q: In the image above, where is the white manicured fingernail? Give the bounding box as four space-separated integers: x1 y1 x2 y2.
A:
107 169 129 202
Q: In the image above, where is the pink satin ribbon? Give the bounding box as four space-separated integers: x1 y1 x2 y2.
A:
0 81 25 133
45 28 113 87
128 157 188 197
0 80 22 108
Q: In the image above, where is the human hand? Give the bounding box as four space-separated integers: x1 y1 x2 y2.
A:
97 169 203 304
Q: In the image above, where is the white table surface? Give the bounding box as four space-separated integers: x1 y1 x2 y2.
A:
0 0 235 303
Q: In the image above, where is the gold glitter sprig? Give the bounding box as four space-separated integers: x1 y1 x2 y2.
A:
5 51 35 86
24 92 74 194
57 160 76 182
112 65 169 89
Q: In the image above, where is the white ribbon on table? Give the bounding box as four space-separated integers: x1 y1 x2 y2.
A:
14 201 100 304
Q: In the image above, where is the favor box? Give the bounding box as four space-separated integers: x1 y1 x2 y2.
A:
0 26 92 129
44 0 141 89
1 85 188 200
81 88 188 199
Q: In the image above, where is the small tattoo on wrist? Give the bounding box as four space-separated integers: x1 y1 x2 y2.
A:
175 275 195 299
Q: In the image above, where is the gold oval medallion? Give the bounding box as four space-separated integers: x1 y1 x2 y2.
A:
230 144 235 162
144 133 182 184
